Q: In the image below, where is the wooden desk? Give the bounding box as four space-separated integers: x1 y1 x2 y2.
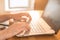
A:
8 31 60 40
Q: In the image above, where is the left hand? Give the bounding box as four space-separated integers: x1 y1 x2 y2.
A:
11 13 32 23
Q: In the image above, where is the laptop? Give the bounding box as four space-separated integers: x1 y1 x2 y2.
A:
16 11 56 37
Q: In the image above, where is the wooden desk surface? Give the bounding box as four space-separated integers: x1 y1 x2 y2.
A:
8 31 60 40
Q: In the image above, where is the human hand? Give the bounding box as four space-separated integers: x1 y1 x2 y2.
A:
7 22 30 35
11 13 32 23
0 22 30 40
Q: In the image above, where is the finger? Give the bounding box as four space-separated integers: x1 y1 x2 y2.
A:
25 23 31 31
12 13 32 23
23 24 31 35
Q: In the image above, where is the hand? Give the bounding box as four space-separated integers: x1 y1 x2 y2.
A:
11 13 32 23
0 22 30 40
16 22 31 37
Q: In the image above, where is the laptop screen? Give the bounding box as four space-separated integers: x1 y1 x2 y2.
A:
5 0 35 11
42 4 60 33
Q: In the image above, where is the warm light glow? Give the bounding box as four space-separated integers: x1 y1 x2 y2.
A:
29 11 41 23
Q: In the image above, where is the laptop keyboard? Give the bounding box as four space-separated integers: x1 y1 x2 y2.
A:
30 22 44 33
24 17 55 36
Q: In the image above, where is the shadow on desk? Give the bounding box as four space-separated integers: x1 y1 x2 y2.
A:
8 35 59 40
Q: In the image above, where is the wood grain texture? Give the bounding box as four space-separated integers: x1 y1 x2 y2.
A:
34 0 48 10
8 31 60 40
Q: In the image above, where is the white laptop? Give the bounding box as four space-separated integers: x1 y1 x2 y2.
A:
0 0 59 37
13 11 55 37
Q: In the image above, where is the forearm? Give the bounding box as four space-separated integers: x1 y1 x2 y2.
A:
0 29 22 40
0 14 12 23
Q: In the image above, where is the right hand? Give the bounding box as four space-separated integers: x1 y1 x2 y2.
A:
0 22 30 40
8 22 30 35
